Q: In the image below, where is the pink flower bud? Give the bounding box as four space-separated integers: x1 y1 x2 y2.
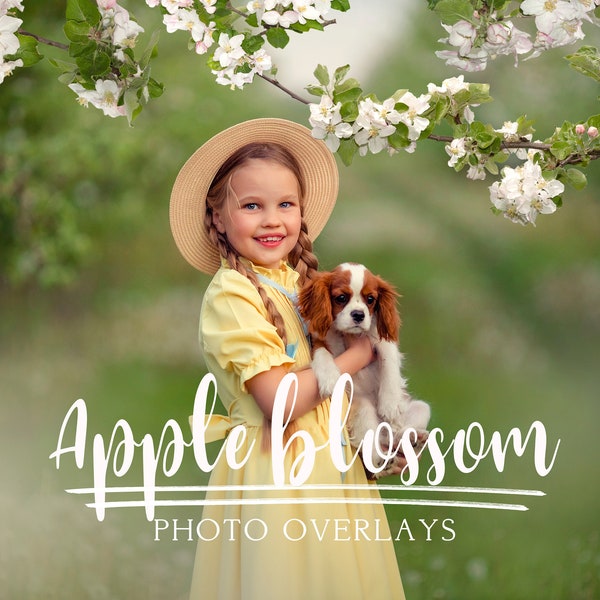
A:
587 126 599 139
575 124 585 135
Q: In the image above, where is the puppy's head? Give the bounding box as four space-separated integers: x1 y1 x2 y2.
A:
298 263 400 342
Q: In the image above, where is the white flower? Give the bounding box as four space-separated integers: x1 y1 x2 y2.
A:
161 0 193 15
213 33 246 68
163 8 206 40
309 97 352 152
262 9 299 27
292 1 321 24
0 56 21 82
483 20 532 65
246 0 277 22
442 20 478 55
250 48 272 74
200 0 217 14
0 0 25 16
435 48 489 72
213 65 254 89
427 75 470 96
69 79 126 118
467 164 486 180
309 95 337 125
489 158 563 225
495 121 519 141
445 137 468 167
113 10 144 49
353 105 396 155
396 91 431 140
373 97 403 126
0 14 22 58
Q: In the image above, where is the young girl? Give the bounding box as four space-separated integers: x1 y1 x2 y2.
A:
170 118 406 600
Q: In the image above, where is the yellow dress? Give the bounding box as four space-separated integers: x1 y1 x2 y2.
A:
189 260 405 600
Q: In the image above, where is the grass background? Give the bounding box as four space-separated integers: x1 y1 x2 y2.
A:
1 2 599 599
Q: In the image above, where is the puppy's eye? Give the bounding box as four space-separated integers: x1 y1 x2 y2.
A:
334 294 348 305
366 295 376 305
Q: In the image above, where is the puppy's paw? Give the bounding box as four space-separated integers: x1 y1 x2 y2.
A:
403 399 431 432
311 347 341 397
378 389 411 427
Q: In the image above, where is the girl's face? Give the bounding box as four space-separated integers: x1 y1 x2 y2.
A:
212 159 302 269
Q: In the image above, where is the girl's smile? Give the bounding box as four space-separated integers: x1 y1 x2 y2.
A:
212 159 302 269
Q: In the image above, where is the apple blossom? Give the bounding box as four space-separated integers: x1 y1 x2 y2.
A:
489 158 564 226
0 56 21 83
575 124 586 135
200 0 217 14
213 33 245 69
161 0 194 15
588 126 599 138
396 91 431 141
353 100 397 155
309 96 352 152
292 1 324 24
0 0 24 15
0 14 21 57
446 137 468 167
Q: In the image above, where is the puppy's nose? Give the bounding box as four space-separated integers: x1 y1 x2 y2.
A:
351 310 365 324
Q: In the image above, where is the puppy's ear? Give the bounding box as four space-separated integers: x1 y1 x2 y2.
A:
375 278 401 342
298 272 334 340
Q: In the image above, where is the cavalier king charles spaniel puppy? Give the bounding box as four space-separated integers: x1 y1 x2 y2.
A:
298 262 430 477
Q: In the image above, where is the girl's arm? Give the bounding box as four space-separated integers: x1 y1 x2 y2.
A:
246 334 374 422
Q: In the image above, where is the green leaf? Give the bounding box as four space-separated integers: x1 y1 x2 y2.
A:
564 46 600 83
333 78 362 104
314 64 330 87
388 127 410 150
266 27 290 49
242 34 265 54
289 20 324 33
334 64 351 85
49 57 77 73
76 47 111 79
562 168 587 190
245 13 258 28
340 101 358 122
305 85 325 97
69 40 96 59
140 29 161 70
66 0 100 24
433 0 476 25
337 138 358 166
331 0 351 11
147 78 164 99
64 20 91 43
550 140 573 161
14 35 44 67
586 114 600 129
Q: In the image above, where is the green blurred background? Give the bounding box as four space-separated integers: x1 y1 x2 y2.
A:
1 2 599 599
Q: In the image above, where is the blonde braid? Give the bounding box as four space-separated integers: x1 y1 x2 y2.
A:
288 217 319 285
204 211 289 346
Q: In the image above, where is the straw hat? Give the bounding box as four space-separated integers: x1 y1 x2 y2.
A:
169 118 339 274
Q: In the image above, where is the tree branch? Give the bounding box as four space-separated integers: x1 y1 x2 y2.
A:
18 29 69 50
258 73 311 104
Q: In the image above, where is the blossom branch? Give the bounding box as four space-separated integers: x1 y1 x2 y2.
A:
18 30 68 51
258 73 311 104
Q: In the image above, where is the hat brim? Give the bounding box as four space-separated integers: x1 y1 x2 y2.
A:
170 118 339 274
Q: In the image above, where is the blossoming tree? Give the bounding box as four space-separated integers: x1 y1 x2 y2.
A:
2 0 599 227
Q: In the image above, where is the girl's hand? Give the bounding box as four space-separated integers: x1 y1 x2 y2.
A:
342 334 376 371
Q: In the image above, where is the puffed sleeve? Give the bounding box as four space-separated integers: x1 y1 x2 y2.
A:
200 269 295 389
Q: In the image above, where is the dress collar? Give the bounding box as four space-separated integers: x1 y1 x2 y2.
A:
220 257 299 290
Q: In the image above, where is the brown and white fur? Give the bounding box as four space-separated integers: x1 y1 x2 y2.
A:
298 262 430 476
